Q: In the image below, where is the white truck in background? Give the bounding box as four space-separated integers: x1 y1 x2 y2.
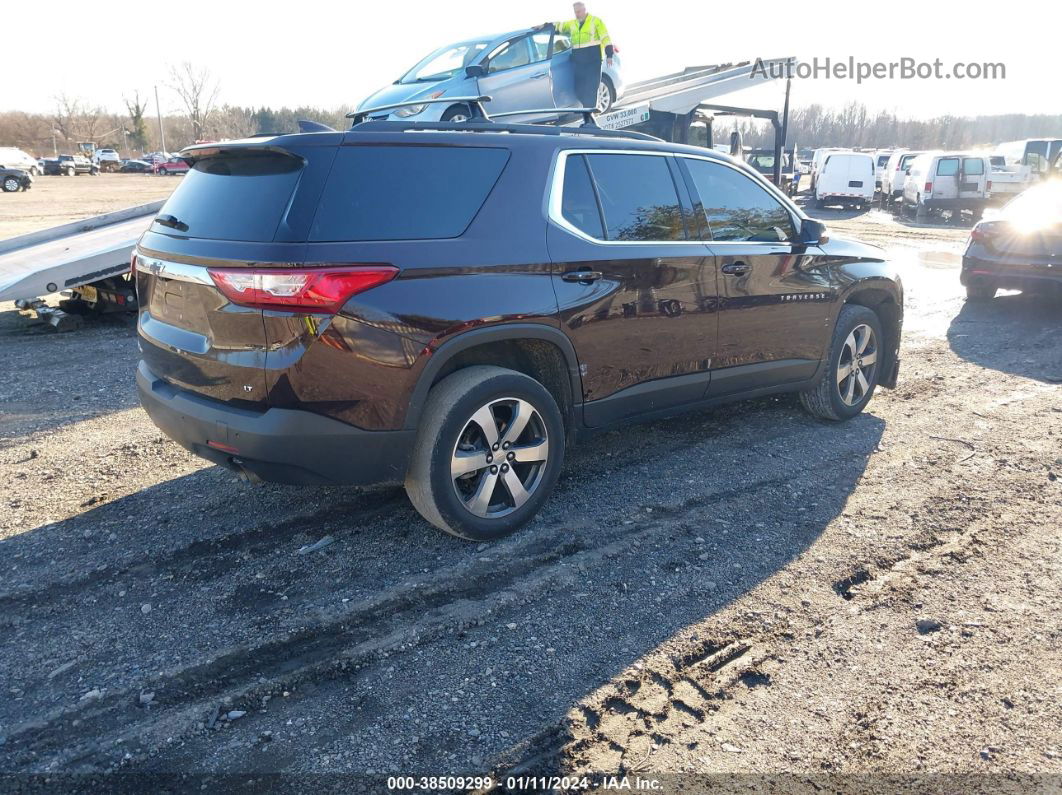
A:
986 154 1032 203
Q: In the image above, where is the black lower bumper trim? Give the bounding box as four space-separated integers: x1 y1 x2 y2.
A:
137 362 415 486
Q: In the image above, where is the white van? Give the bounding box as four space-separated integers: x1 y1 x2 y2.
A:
813 151 876 209
873 150 894 190
0 147 41 176
880 150 924 207
902 152 992 220
809 147 845 193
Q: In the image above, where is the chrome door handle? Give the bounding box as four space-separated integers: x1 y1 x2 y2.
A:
721 261 751 276
561 270 603 283
531 72 549 79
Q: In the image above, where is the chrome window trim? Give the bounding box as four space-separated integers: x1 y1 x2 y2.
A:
135 253 214 286
547 149 804 247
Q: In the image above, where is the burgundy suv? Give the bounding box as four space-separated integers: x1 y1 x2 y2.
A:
135 120 902 540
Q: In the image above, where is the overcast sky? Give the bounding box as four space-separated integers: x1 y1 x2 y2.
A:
6 0 1058 119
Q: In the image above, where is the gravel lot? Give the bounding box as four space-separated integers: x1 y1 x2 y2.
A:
0 173 176 238
0 197 1059 786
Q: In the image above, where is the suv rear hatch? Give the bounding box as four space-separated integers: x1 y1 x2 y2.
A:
136 136 510 410
136 144 332 408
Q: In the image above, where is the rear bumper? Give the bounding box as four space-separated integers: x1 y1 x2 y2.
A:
137 361 415 486
961 255 1062 294
921 197 988 211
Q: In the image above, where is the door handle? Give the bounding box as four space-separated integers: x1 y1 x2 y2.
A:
721 261 751 276
561 270 603 283
531 72 549 79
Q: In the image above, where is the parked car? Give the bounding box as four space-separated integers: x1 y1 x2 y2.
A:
1 168 33 192
0 147 42 176
356 25 625 123
901 152 991 222
813 151 875 209
45 154 99 176
961 181 1062 300
879 150 923 208
134 123 902 540
155 157 190 175
120 159 155 173
93 148 122 172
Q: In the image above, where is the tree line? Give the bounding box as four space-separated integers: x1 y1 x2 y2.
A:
2 72 1059 157
722 102 1062 152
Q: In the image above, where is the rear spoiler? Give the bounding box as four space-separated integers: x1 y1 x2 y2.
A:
177 141 310 166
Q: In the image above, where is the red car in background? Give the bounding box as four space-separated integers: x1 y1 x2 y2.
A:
155 157 190 176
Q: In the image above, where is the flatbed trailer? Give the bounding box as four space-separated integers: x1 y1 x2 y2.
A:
0 201 161 330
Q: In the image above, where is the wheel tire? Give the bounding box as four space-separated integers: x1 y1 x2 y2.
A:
915 203 927 221
2 177 20 193
442 105 472 123
965 281 997 301
405 365 566 541
800 304 884 422
596 76 615 113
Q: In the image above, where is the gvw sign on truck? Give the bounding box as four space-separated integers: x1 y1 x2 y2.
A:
596 104 651 130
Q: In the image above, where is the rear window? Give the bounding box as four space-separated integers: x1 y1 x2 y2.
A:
936 158 960 176
157 153 304 242
962 158 985 175
309 146 509 241
877 155 891 167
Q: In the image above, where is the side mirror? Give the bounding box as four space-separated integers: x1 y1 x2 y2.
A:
465 64 487 78
800 218 829 246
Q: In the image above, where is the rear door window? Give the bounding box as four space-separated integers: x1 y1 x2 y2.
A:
156 153 304 242
681 158 796 243
962 157 985 175
560 154 605 239
936 158 960 176
583 153 687 241
310 146 509 241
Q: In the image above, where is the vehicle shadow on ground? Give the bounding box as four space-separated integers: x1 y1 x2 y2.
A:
947 292 1062 382
0 398 886 776
0 307 139 442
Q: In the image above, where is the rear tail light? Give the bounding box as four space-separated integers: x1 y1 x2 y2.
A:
208 266 399 313
970 224 997 243
924 182 933 193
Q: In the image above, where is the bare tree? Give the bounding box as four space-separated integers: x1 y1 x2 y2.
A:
52 94 106 145
167 62 220 140
124 90 150 151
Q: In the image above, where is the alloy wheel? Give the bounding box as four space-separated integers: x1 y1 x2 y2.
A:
450 397 550 519
3 178 19 192
836 323 878 406
596 81 611 113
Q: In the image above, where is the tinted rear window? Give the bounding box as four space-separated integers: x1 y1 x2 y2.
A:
157 154 304 242
584 153 687 241
309 146 509 241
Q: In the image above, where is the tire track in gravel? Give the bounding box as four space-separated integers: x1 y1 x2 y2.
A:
3 473 801 772
0 489 406 615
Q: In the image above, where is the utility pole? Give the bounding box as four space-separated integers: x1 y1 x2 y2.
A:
154 85 167 154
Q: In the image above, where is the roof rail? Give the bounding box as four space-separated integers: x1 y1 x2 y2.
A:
346 96 492 124
348 118 660 142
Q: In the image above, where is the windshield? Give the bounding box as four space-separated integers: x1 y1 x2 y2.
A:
400 39 491 83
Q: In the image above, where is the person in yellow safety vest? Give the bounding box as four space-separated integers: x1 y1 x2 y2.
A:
535 3 614 112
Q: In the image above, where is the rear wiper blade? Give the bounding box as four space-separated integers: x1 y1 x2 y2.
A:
154 214 189 232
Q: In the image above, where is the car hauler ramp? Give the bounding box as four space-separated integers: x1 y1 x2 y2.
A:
594 57 794 130
0 201 161 328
